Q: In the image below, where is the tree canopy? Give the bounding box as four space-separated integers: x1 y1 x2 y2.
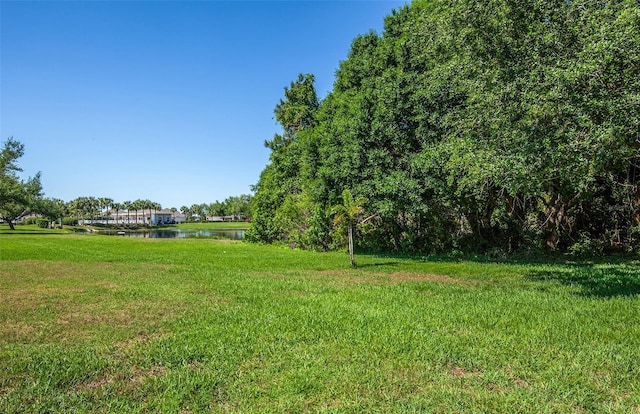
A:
0 138 43 230
249 0 640 255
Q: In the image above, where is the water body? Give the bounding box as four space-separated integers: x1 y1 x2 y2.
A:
103 228 245 240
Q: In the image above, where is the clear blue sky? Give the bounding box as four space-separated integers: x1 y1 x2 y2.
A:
1 0 407 209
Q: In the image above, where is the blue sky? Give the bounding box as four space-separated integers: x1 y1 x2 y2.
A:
1 0 407 209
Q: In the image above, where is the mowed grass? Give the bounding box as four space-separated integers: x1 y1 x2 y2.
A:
1 233 639 413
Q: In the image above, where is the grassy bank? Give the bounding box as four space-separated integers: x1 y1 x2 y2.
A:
0 224 73 235
1 234 639 412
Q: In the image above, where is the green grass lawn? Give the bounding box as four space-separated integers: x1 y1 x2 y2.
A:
0 224 73 235
1 233 639 413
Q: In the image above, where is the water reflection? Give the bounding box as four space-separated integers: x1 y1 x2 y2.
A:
104 228 245 240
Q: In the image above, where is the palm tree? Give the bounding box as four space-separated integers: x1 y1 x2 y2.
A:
141 200 159 225
190 203 206 221
151 201 161 224
132 199 144 224
150 201 162 225
71 197 87 225
143 199 151 224
98 197 113 224
130 200 139 224
84 197 96 225
111 202 122 225
140 199 150 225
123 201 132 225
67 198 82 225
331 189 367 267
180 205 191 222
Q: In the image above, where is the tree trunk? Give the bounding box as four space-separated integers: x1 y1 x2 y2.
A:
545 201 565 250
543 193 578 250
348 225 356 267
8 220 15 230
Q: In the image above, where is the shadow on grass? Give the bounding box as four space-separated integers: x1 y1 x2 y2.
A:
357 262 401 269
526 264 640 298
361 251 640 298
0 231 64 235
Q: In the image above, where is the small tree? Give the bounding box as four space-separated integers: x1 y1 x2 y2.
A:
331 189 367 267
37 198 66 228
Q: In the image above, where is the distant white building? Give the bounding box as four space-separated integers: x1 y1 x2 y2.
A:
206 215 242 222
150 209 186 224
108 209 186 225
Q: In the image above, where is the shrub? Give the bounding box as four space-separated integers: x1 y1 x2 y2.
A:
569 232 607 257
63 217 78 226
23 217 38 225
36 219 49 229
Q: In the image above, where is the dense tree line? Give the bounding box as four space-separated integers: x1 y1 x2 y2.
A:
247 0 640 255
67 197 162 224
180 195 252 222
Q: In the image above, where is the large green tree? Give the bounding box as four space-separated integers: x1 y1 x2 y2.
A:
246 74 320 244
0 138 43 230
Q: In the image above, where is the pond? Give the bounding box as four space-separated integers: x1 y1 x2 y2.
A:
102 228 245 240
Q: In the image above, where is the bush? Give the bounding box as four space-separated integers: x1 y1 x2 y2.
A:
63 217 78 226
569 232 607 257
36 219 49 229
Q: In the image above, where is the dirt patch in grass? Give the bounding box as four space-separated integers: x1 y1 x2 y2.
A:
74 364 169 394
56 306 136 326
311 269 473 287
128 364 169 387
1 321 37 337
386 271 471 285
116 331 168 352
502 364 530 389
79 376 114 391
448 366 482 378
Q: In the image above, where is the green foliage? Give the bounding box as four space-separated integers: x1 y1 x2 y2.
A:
331 189 368 266
22 217 38 225
248 74 320 244
331 189 367 228
0 138 44 230
35 218 49 229
62 217 78 226
250 1 640 255
36 198 66 221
